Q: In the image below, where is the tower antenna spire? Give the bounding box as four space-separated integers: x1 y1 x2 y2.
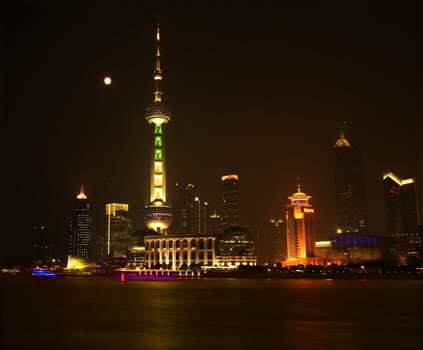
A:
296 177 301 192
340 121 347 139
153 18 162 102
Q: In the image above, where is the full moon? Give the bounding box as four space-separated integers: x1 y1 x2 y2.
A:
103 76 112 85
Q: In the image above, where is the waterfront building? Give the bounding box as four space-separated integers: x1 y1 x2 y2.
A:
143 22 172 234
265 218 286 265
383 171 419 235
220 173 241 231
68 187 92 259
383 171 422 264
333 122 367 235
216 226 257 267
144 234 217 269
104 203 133 258
285 180 316 264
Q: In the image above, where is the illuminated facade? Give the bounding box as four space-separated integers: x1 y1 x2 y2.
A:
144 22 172 233
144 234 217 269
221 173 240 231
333 122 367 234
383 172 421 264
216 226 257 266
285 181 316 264
68 188 92 259
383 172 418 235
105 203 133 258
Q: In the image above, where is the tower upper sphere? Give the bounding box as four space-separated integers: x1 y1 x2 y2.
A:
145 20 171 125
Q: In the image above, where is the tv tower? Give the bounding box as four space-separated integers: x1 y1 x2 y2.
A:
144 21 172 234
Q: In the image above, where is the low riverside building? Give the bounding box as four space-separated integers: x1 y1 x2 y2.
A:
143 227 258 270
144 234 218 269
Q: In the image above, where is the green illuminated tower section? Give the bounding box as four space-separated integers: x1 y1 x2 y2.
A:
144 22 172 233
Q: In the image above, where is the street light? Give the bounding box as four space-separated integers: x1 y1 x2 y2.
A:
203 201 208 234
194 197 201 234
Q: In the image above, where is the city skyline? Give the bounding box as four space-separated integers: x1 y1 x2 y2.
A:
6 0 421 264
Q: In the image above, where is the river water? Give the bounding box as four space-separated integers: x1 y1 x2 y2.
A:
1 275 422 350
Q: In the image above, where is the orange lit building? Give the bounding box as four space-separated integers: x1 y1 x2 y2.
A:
285 180 316 265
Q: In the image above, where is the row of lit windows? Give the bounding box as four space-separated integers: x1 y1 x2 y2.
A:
147 251 213 261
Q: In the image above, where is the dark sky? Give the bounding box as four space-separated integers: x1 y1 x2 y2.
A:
5 0 421 264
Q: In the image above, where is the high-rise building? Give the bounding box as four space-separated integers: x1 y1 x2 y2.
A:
31 225 52 264
105 203 133 258
221 173 241 231
173 183 196 235
265 218 286 265
383 171 419 234
333 122 367 234
143 21 172 234
68 187 92 259
285 180 316 264
208 207 222 235
383 171 421 264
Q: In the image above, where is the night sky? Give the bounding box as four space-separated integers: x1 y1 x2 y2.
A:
5 0 421 264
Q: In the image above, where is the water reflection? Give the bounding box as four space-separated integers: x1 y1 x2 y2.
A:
1 277 422 350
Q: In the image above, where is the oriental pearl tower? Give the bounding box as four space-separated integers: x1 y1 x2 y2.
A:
143 21 172 234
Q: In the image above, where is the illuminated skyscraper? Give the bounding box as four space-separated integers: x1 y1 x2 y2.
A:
144 22 172 234
105 203 132 258
68 187 92 259
383 172 419 234
383 172 421 264
221 173 240 231
333 122 367 234
285 180 316 263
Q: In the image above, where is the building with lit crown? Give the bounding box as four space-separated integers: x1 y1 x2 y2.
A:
68 187 92 259
105 203 133 258
285 180 316 264
220 173 241 231
383 171 421 264
333 122 367 235
143 22 172 234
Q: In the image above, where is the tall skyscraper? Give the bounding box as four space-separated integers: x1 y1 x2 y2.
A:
221 173 241 231
285 180 316 263
333 122 367 234
68 187 92 259
173 183 196 235
105 203 133 258
383 172 421 264
144 22 172 234
265 218 286 264
383 171 419 234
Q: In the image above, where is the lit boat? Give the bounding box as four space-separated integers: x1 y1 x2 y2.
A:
31 267 57 277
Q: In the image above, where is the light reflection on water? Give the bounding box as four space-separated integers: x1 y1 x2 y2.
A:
1 276 422 350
